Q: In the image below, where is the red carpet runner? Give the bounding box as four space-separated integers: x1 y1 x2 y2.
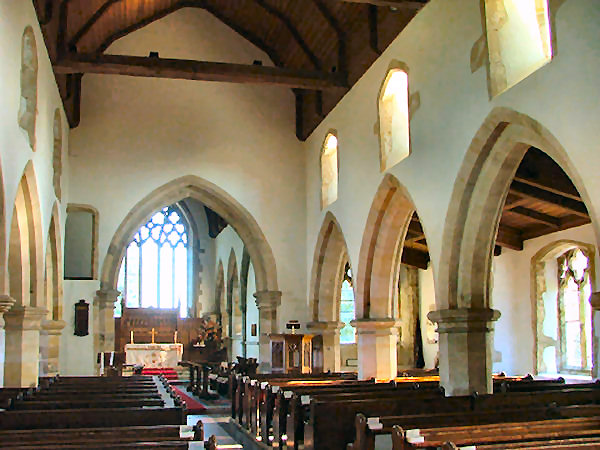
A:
170 385 207 413
141 367 178 380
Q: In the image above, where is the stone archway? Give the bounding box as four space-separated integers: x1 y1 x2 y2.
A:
240 247 251 358
307 212 351 372
40 203 66 377
5 161 46 387
431 107 599 395
98 175 280 369
354 174 420 380
227 248 242 361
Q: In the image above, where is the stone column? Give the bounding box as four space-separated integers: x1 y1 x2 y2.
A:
93 289 119 374
0 295 16 386
590 292 600 379
352 318 400 380
4 305 47 387
428 308 500 396
253 290 281 373
307 321 343 372
39 319 66 376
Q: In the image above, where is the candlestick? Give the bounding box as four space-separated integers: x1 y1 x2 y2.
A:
130 330 134 344
152 328 155 344
174 331 178 343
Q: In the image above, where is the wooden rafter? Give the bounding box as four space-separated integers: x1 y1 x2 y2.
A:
53 53 348 90
509 181 588 218
68 0 121 50
339 0 427 10
311 0 347 74
401 247 429 270
496 224 523 251
507 206 561 228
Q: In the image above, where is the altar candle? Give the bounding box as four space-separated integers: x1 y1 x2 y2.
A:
152 328 155 343
174 331 178 343
130 330 134 344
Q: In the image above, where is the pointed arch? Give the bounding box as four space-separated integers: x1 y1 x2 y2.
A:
309 212 352 323
227 248 242 336
44 202 63 320
356 174 420 318
215 259 225 316
100 175 278 299
8 161 44 307
0 156 6 294
437 107 599 311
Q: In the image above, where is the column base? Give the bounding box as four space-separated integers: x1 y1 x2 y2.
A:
428 308 500 396
351 318 400 380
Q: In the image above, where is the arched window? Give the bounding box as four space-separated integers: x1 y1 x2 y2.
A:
484 0 552 97
378 68 410 172
18 26 38 151
321 132 338 209
339 263 355 344
117 206 190 318
558 248 592 373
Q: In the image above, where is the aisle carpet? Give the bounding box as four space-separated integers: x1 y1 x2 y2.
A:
141 367 178 380
170 385 207 413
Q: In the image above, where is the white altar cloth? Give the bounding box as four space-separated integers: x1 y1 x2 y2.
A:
125 343 184 368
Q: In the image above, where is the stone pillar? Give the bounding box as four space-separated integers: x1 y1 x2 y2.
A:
253 290 281 373
93 289 119 374
307 321 343 372
0 295 16 386
590 292 600 379
352 318 400 380
39 319 66 376
4 306 47 387
428 308 500 396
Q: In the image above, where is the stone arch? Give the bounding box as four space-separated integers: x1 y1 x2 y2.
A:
0 155 6 295
44 203 63 321
240 247 251 356
100 176 279 299
309 212 352 323
531 239 596 374
227 249 241 360
18 26 38 151
215 259 225 317
437 107 599 312
52 109 63 201
356 174 420 319
8 161 44 308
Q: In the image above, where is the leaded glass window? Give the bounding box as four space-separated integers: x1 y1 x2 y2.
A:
558 248 592 374
340 263 356 344
116 206 189 318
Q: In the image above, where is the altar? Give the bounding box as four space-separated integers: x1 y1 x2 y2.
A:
125 343 183 368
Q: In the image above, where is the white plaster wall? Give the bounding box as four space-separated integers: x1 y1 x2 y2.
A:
491 224 598 375
303 0 600 316
0 1 70 382
245 263 259 359
67 7 307 339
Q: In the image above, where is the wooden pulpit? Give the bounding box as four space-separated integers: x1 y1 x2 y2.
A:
270 333 313 374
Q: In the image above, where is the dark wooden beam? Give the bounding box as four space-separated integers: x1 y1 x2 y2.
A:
401 247 429 270
311 0 347 74
496 224 523 251
69 0 120 50
253 0 322 70
339 0 427 11
54 53 348 90
514 175 581 202
368 5 381 55
510 181 589 218
508 206 561 228
294 89 305 140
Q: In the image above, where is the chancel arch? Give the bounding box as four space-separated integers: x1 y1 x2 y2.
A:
307 212 353 372
100 175 280 369
354 174 432 380
433 107 599 396
5 161 46 387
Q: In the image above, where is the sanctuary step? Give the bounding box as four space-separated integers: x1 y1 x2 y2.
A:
141 368 178 380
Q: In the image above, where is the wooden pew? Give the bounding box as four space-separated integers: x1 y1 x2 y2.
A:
391 416 600 449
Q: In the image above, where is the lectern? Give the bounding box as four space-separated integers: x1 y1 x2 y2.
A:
270 333 313 374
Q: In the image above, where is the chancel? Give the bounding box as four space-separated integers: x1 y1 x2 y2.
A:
0 0 599 447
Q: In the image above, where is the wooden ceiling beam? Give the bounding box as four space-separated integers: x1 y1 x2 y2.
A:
496 224 523 251
401 247 429 270
339 0 427 11
69 0 121 50
508 206 561 228
311 0 347 74
53 53 348 90
510 181 589 218
513 175 582 202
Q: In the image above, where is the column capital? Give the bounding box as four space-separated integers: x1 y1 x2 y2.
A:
591 292 600 310
253 290 281 310
306 321 344 333
41 319 67 336
0 295 16 314
351 317 400 335
5 306 48 331
94 289 120 309
427 308 500 333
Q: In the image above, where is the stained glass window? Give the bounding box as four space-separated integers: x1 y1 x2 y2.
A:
558 248 592 373
340 263 356 344
116 206 189 318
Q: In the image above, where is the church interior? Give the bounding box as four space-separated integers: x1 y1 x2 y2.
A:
1 0 600 447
